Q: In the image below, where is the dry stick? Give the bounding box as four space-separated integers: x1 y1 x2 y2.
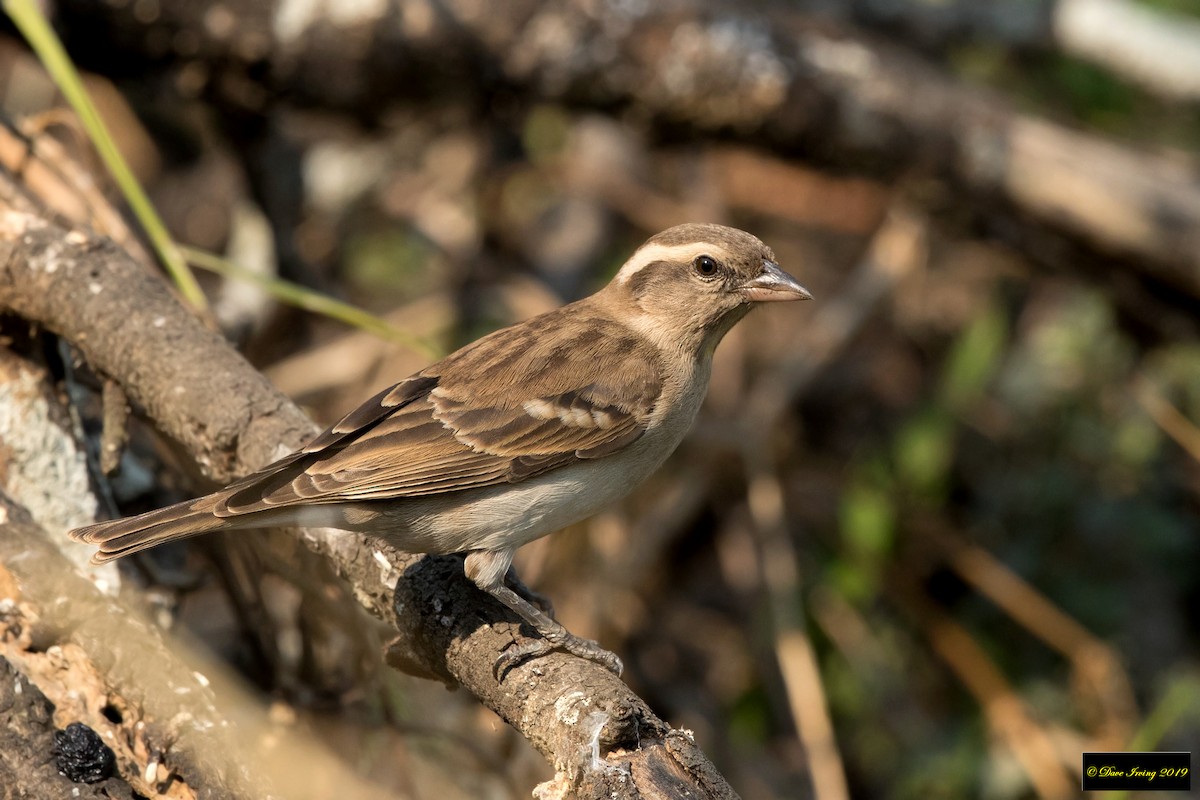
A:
745 202 1126 782
741 204 1098 792
0 115 153 268
1136 377 1200 464
0 206 738 798
733 205 929 800
923 524 1139 748
744 461 849 800
892 580 1077 800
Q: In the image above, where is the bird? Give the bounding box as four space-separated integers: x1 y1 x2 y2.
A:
71 223 811 677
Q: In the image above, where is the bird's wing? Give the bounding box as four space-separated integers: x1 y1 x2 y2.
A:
215 309 663 515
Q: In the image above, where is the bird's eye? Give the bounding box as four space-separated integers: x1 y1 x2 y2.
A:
693 255 720 278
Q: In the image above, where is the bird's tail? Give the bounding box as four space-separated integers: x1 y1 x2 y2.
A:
70 494 228 563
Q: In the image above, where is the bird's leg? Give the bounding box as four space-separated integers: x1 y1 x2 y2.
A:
504 566 555 619
464 550 622 678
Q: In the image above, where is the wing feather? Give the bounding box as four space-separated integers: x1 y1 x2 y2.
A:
213 304 664 515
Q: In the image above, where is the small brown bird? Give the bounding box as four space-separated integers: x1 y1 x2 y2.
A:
71 223 810 676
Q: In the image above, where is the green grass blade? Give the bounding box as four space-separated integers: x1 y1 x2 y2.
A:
182 245 440 359
3 0 208 311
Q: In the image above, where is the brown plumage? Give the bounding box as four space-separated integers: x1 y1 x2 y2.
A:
71 223 810 675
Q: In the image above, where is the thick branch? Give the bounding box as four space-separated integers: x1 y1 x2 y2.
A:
0 492 410 800
0 205 737 796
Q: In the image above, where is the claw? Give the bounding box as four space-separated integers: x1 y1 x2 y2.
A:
467 553 623 680
493 635 623 680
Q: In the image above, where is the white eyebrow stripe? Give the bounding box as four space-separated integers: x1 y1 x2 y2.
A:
614 242 732 283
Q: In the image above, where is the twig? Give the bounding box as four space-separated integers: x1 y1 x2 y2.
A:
744 461 850 800
892 579 1077 800
1136 376 1200 464
923 525 1138 748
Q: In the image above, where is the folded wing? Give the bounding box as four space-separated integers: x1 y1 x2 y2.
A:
215 309 663 516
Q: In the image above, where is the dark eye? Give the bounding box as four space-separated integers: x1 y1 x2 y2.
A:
693 255 720 278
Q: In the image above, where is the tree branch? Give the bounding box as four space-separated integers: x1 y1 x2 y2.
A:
45 0 1200 295
0 494 265 800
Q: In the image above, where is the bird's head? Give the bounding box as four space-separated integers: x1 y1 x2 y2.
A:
605 223 811 356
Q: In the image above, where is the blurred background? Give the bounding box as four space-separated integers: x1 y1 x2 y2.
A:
1 0 1198 798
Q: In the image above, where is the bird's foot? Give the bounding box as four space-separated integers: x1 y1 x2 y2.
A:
466 551 621 679
494 631 623 679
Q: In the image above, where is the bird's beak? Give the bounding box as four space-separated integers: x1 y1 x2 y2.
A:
739 261 812 302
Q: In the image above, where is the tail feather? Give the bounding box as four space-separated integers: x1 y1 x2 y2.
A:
70 495 227 563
